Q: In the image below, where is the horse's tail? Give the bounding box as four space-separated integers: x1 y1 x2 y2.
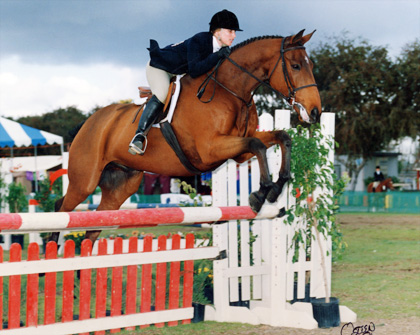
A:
68 120 86 141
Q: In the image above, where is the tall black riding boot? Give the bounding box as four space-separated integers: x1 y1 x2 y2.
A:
128 95 164 155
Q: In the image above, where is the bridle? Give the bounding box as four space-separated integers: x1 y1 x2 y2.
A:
197 37 317 108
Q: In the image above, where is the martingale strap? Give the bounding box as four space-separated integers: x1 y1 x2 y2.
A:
160 121 202 175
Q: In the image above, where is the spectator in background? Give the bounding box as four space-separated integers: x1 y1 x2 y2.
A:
373 165 385 189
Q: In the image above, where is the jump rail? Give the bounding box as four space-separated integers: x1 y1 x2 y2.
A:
0 204 282 233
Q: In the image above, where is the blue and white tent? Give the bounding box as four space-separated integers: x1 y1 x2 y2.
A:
0 117 63 148
0 117 65 193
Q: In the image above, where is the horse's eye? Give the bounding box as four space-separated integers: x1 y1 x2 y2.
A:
291 64 301 70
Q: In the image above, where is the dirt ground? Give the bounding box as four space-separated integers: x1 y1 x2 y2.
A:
337 213 419 227
233 317 420 335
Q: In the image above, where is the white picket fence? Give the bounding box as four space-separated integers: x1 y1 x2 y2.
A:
207 110 356 328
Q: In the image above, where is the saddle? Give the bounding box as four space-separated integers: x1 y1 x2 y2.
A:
138 77 177 113
137 76 201 175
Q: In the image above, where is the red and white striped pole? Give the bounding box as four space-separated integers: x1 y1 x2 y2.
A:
0 205 282 233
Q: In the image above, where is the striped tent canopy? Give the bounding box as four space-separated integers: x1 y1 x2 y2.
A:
0 117 63 148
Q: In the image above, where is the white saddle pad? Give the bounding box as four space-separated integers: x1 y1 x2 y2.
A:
152 74 183 128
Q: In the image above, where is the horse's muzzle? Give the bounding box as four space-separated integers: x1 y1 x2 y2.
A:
310 108 320 123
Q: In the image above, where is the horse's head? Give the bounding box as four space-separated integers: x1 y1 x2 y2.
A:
270 30 322 124
385 178 395 190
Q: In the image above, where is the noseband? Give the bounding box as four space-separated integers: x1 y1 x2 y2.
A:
278 38 318 105
197 37 317 108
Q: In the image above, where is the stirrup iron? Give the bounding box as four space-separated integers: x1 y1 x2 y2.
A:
128 133 148 155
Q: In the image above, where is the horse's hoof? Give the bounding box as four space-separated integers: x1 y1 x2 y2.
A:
249 191 264 213
266 184 282 203
278 207 286 217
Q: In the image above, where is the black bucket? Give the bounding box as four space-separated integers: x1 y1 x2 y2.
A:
311 297 340 328
192 302 205 323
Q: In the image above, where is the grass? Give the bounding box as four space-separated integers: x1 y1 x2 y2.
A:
98 225 212 240
331 213 420 320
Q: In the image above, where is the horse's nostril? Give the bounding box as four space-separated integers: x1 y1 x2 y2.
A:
311 108 319 120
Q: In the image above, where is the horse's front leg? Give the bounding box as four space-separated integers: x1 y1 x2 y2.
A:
247 139 275 213
234 130 292 205
204 136 274 212
266 130 291 203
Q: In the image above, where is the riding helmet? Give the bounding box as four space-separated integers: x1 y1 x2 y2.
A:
209 9 243 32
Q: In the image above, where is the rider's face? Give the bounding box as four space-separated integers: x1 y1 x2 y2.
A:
215 28 236 47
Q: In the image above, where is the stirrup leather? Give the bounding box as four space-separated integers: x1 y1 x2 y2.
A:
128 133 148 155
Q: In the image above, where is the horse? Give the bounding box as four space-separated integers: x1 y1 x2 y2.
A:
367 178 395 193
51 30 322 246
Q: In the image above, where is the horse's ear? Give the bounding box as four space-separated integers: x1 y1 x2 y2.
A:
300 30 316 45
292 29 305 44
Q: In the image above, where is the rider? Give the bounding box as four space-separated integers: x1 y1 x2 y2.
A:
128 9 242 155
372 165 385 190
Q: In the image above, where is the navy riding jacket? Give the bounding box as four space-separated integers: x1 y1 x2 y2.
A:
148 32 221 78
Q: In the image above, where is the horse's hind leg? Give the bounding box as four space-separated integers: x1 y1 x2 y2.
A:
47 197 66 244
48 166 104 246
85 168 144 245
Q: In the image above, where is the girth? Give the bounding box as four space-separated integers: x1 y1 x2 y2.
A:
135 79 202 175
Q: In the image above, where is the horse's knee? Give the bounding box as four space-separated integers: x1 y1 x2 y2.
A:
248 137 267 154
280 130 291 141
275 131 291 149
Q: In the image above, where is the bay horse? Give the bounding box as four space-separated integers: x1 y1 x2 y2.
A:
52 30 321 245
367 178 395 193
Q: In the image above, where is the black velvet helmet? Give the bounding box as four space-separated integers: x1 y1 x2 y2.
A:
209 9 242 32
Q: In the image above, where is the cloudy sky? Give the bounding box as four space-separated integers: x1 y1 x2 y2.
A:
0 0 419 118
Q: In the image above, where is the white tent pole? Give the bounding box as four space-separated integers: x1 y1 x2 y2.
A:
34 146 38 192
60 142 69 195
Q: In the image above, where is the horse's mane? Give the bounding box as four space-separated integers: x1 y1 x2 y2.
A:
231 35 284 52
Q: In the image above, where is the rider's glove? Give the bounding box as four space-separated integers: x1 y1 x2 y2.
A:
218 46 231 58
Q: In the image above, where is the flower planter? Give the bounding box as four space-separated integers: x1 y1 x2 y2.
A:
192 302 205 323
311 297 340 328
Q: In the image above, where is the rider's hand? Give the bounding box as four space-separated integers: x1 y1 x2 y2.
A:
218 46 231 58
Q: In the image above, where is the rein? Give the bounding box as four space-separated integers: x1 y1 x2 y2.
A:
197 37 317 108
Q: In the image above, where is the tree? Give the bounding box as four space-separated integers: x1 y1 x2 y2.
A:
17 106 88 145
6 182 27 213
388 39 420 140
34 176 62 212
8 106 89 156
0 163 7 211
310 32 412 190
